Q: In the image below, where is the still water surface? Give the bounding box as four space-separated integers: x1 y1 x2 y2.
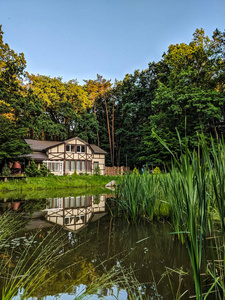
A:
0 188 194 299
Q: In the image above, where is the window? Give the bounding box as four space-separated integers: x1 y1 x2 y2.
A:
76 196 81 207
77 145 85 153
71 161 75 171
65 160 70 171
65 197 70 208
82 161 86 171
77 161 81 171
93 162 100 174
65 216 75 225
81 195 86 206
55 163 59 171
49 162 53 171
66 145 75 152
70 197 75 207
93 162 99 169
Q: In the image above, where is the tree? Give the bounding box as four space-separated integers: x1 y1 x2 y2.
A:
0 26 31 167
26 74 94 141
0 115 30 166
84 75 113 165
141 28 225 164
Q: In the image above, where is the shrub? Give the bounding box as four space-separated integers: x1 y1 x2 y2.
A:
39 164 51 177
153 166 161 174
25 161 50 177
25 161 40 177
94 165 101 175
132 167 139 175
1 163 11 176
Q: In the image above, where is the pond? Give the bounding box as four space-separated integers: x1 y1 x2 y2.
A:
0 188 195 299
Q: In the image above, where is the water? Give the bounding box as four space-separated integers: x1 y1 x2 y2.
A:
0 188 194 299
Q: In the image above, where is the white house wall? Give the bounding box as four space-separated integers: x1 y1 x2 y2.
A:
44 138 106 175
92 154 105 175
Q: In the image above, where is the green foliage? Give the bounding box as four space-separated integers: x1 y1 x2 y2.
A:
140 28 225 164
39 164 51 177
25 160 40 177
152 166 161 174
1 25 225 169
115 136 225 299
132 167 139 175
94 165 101 175
0 174 119 192
115 172 160 223
25 161 50 177
1 163 11 176
0 116 31 165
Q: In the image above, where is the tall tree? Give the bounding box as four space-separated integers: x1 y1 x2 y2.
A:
0 26 30 166
141 28 225 165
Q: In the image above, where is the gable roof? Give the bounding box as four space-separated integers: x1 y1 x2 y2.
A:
90 144 107 155
24 139 61 151
20 152 48 161
24 138 107 155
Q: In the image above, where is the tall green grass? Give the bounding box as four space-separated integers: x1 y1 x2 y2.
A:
115 171 165 223
115 136 225 299
0 175 119 192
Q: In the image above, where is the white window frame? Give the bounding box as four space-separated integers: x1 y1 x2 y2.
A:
77 145 85 153
66 145 75 152
43 161 64 175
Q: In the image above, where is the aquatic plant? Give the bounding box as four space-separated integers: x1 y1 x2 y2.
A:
115 135 225 299
115 171 162 223
0 211 150 299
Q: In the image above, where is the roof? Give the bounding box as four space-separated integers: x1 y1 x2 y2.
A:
24 139 61 151
90 144 107 154
20 152 48 161
24 138 107 155
64 136 88 145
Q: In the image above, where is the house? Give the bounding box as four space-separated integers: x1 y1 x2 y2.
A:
24 137 107 175
43 194 106 232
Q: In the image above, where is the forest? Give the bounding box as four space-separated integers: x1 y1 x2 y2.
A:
0 25 225 169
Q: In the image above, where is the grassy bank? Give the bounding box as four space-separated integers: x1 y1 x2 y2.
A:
0 175 118 192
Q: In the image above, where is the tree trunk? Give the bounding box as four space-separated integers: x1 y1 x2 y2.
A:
94 106 100 146
112 99 115 167
104 97 112 165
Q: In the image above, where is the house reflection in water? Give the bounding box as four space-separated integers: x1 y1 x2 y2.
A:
43 194 107 232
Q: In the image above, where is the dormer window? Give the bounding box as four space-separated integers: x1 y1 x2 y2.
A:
66 145 75 152
77 145 85 153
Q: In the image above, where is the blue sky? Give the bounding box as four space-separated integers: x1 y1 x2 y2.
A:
1 0 224 84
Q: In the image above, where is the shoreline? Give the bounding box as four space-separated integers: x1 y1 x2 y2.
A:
0 175 118 192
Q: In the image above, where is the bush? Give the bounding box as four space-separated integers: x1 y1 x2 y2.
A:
153 166 161 174
39 164 51 177
25 161 50 177
1 163 11 176
94 165 101 175
25 161 40 177
132 167 139 175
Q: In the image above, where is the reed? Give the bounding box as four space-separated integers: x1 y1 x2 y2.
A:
0 211 27 248
115 136 225 299
0 212 150 299
115 171 162 223
1 228 71 299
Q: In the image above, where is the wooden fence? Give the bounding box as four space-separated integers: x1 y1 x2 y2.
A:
105 166 130 176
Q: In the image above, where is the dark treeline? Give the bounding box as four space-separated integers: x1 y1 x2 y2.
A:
0 25 225 168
